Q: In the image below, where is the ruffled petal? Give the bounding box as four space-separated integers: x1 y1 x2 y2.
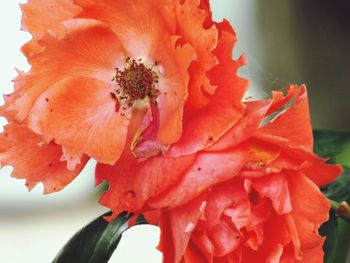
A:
74 0 173 57
21 0 81 39
297 151 343 186
206 179 249 229
257 86 314 151
8 19 125 121
0 120 88 194
182 237 213 263
159 195 205 263
97 148 196 218
28 77 129 165
252 173 292 215
287 172 330 255
148 143 249 208
175 0 218 113
96 106 150 219
156 37 196 145
96 160 138 219
75 1 198 146
280 147 342 186
265 85 299 116
241 214 291 263
208 100 271 152
169 20 248 157
133 154 196 207
208 221 241 257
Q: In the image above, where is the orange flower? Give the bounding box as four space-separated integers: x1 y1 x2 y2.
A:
1 0 247 192
96 86 342 263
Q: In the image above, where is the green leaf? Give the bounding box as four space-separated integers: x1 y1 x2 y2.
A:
313 129 350 166
314 130 350 203
322 169 350 203
319 212 339 263
314 129 350 263
53 212 132 263
327 218 350 263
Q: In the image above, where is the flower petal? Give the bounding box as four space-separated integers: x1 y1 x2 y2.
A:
134 154 197 207
156 37 196 145
74 0 173 57
176 0 219 113
9 19 125 121
0 120 88 194
148 143 249 208
208 100 271 152
97 139 196 218
182 237 213 263
252 173 292 215
206 179 249 229
29 77 129 164
21 0 81 39
208 221 241 257
169 20 248 157
288 172 330 254
158 195 205 263
257 86 313 151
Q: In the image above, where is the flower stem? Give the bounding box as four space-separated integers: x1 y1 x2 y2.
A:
329 199 350 222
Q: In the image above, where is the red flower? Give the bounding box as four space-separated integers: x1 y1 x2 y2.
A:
0 0 247 192
97 86 342 262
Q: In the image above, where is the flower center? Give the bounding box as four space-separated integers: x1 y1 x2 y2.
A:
112 57 159 112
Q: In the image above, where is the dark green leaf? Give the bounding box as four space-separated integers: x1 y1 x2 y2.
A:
314 130 350 202
313 129 350 167
322 169 350 203
314 129 350 263
52 212 131 263
327 218 350 263
319 212 338 263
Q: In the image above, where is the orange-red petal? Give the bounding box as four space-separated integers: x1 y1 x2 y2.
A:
28 77 129 165
149 143 249 208
9 19 125 122
176 0 218 113
208 100 271 152
206 179 249 229
74 0 173 57
0 120 88 194
257 86 313 151
156 37 196 145
252 173 292 215
159 195 206 263
21 0 81 39
169 20 248 157
287 172 330 255
97 148 196 218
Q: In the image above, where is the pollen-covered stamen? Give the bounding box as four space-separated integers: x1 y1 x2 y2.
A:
112 57 159 112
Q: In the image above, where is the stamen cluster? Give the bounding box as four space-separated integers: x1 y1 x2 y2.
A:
112 57 159 112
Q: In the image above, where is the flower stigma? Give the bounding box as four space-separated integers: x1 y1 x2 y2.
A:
112 57 160 113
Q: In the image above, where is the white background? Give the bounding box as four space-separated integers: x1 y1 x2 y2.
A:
0 1 260 262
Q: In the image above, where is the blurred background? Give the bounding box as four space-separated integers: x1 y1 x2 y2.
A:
0 0 349 262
